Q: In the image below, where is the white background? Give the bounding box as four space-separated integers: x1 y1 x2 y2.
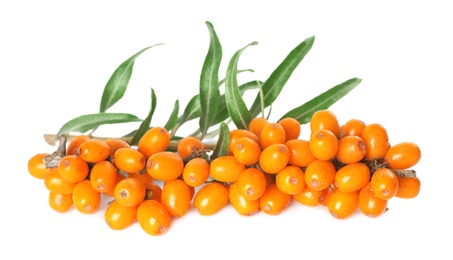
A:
1 0 452 259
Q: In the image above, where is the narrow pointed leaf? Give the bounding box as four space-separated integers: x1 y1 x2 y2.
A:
164 100 180 130
225 42 257 129
99 43 163 112
130 88 157 145
210 122 230 161
199 21 222 139
56 113 142 137
249 36 315 118
279 77 362 124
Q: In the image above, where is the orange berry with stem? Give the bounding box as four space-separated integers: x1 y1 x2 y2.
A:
395 175 421 199
361 123 389 161
259 183 292 215
327 189 360 219
48 192 73 213
44 168 77 195
66 135 90 156
232 137 261 166
259 143 291 174
28 153 50 179
310 109 341 138
113 147 146 173
72 179 101 214
228 129 260 155
275 165 306 195
161 179 191 218
370 168 398 200
193 182 229 216
104 200 138 230
334 162 370 193
58 155 89 183
114 177 146 207
144 182 162 202
309 129 338 161
285 139 316 168
248 117 270 138
293 185 324 207
90 160 117 193
278 117 301 141
78 139 110 163
359 181 388 218
210 155 246 183
146 151 184 181
138 126 170 159
182 157 210 187
137 199 171 236
104 138 131 157
340 118 366 138
305 159 336 191
259 122 286 150
384 142 421 170
177 136 203 159
237 167 267 201
336 135 366 164
229 181 260 216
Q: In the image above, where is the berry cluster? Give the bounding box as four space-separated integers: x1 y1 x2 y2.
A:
27 109 421 236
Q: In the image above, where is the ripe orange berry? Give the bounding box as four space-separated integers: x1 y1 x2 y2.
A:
319 186 335 207
336 135 366 164
309 129 338 161
327 190 359 219
138 127 170 159
144 182 163 202
28 153 50 179
340 118 366 138
161 179 191 218
359 181 388 218
177 136 203 159
90 160 117 193
104 200 138 230
182 157 210 187
259 143 291 174
44 168 77 195
384 142 421 170
66 135 90 156
137 199 171 236
237 167 267 201
104 138 131 157
285 139 316 168
232 137 261 166
275 165 306 195
193 182 229 216
395 176 421 199
304 159 336 191
146 151 184 181
58 155 89 183
278 117 301 141
228 129 260 155
248 117 270 138
114 177 146 207
293 185 324 207
361 123 389 161
229 181 260 216
103 172 126 197
334 162 370 193
210 155 246 183
128 171 154 185
78 139 110 163
259 122 286 150
48 192 73 213
113 147 146 173
259 183 292 215
310 109 341 138
370 168 398 200
72 179 101 214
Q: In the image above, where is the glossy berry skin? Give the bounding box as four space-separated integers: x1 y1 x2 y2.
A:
305 159 336 191
228 129 260 155
229 181 260 216
193 182 229 216
259 183 291 215
293 185 324 207
285 139 316 168
310 109 341 138
327 189 360 219
232 137 261 166
384 142 421 170
104 200 138 230
28 153 50 179
90 161 117 193
359 181 388 218
104 138 131 156
161 179 191 218
259 122 286 150
177 136 203 159
237 167 267 201
370 168 398 200
361 123 389 161
48 192 73 213
210 155 245 183
395 176 421 199
334 162 370 193
278 117 301 141
309 129 338 161
72 180 101 214
44 168 77 195
66 135 90 156
78 139 110 163
146 151 184 181
248 117 270 138
113 147 146 173
275 165 306 195
340 118 366 138
259 143 291 174
138 127 170 159
58 155 89 183
336 135 366 164
114 178 146 207
137 199 171 236
182 157 210 187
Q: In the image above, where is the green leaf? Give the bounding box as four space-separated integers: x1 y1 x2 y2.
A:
199 21 222 140
279 77 362 124
99 44 163 112
130 88 157 145
249 36 315 118
210 122 230 161
225 41 257 129
56 113 142 137
164 100 180 131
